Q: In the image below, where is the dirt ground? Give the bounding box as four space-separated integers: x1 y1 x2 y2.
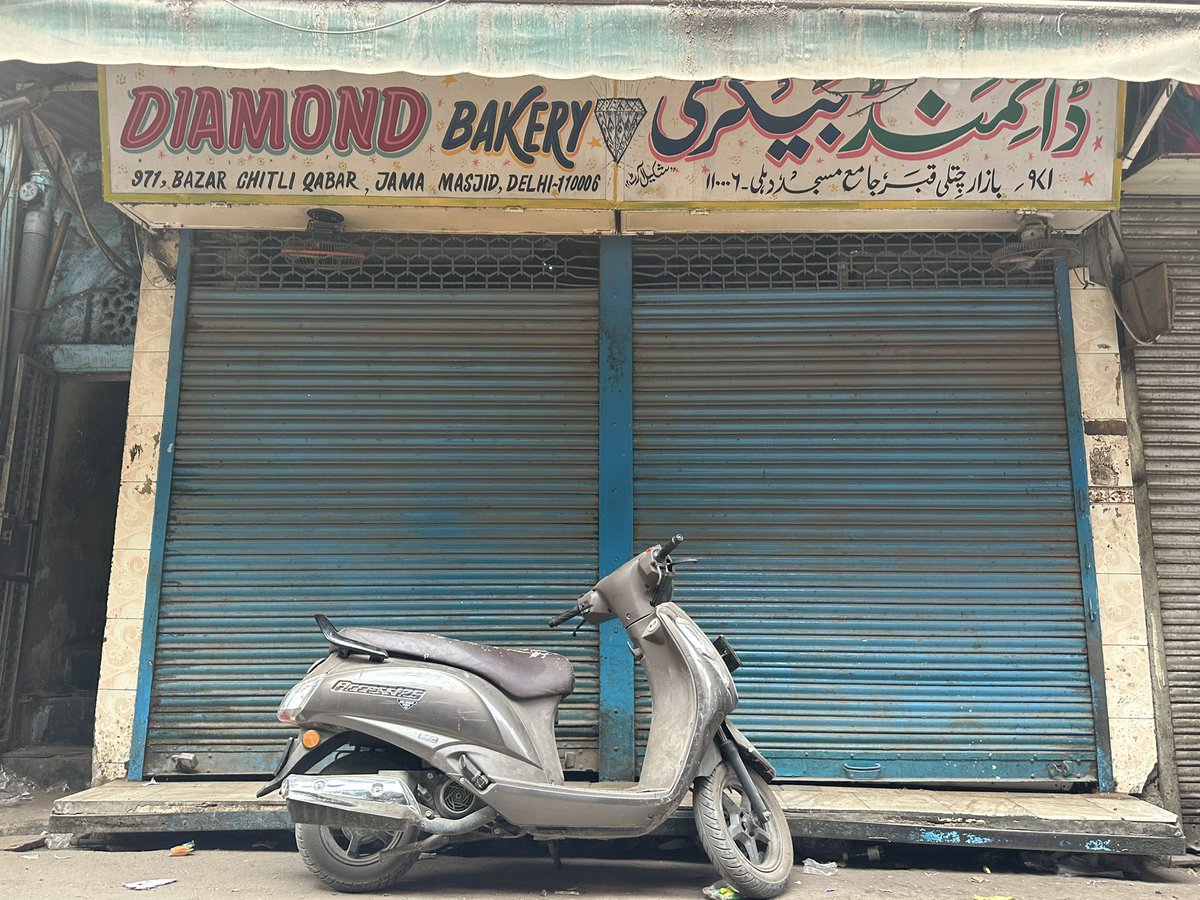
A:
2 838 1199 900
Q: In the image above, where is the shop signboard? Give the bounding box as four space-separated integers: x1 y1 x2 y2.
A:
101 66 1121 210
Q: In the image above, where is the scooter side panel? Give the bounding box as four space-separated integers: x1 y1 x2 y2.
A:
293 655 558 785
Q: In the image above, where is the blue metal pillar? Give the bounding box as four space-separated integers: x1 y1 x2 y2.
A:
1055 259 1116 792
597 236 636 781
128 230 193 780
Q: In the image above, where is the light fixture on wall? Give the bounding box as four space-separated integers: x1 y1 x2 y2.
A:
280 209 366 272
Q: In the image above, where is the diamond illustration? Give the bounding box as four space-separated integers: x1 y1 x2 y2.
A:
594 98 647 164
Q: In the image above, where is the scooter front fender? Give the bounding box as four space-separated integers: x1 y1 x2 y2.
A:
698 720 777 782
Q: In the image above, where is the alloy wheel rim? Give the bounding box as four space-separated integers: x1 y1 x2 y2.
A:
320 826 404 865
719 782 777 869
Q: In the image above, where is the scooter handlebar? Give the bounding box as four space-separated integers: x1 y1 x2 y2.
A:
548 604 583 628
654 534 684 563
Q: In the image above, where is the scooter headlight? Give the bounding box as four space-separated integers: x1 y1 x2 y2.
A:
277 676 322 726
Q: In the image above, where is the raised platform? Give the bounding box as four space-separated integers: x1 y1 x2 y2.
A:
49 781 1184 855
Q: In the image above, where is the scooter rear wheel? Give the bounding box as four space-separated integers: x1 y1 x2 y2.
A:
693 761 793 899
294 753 422 893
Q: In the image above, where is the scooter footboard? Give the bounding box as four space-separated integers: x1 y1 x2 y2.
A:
478 778 679 835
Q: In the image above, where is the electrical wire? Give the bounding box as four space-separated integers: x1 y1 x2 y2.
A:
135 228 176 288
0 118 22 215
220 0 452 35
28 113 140 282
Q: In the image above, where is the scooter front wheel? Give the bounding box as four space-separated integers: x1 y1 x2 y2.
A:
693 761 793 899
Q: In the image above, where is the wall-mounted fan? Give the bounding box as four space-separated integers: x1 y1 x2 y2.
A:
280 209 366 272
990 215 1080 271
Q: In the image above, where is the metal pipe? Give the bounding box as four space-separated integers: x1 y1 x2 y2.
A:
3 174 52 405
0 122 22 426
417 804 497 835
20 210 71 357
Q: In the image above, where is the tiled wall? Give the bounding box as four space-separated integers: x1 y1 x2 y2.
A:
92 233 178 784
1070 269 1157 794
89 253 1161 791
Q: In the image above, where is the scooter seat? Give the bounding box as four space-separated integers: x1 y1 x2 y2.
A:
339 627 575 700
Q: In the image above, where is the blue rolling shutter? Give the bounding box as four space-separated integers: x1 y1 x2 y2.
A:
632 284 1097 783
145 239 600 775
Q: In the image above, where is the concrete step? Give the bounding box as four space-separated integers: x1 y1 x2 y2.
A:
47 781 1186 855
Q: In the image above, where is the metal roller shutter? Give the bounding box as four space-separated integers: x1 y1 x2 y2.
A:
144 234 600 775
631 236 1097 783
1123 196 1200 839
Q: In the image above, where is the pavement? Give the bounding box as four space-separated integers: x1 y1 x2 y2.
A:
1 836 1200 900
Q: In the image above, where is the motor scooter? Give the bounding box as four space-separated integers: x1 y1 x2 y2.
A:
259 535 793 897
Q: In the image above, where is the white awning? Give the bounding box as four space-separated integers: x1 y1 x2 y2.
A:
3 0 1200 82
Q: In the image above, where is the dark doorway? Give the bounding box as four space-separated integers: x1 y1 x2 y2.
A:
3 377 127 787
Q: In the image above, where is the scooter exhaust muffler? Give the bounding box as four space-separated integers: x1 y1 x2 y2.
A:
282 773 498 836
284 774 423 831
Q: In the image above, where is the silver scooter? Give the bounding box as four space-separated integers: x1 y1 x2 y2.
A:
259 535 793 897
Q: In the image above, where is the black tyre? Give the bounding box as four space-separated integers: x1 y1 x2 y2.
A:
294 753 422 893
693 761 793 899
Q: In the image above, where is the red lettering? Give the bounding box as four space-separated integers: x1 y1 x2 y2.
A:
291 85 332 152
228 87 286 152
186 86 226 152
120 85 171 151
332 86 379 153
168 86 194 151
377 87 427 156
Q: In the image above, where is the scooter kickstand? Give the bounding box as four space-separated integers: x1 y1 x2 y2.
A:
547 839 563 868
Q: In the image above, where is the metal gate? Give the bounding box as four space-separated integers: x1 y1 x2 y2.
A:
1122 197 1200 838
631 234 1099 783
0 355 55 750
142 233 601 775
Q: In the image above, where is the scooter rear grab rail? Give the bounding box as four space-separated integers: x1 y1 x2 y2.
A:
315 613 388 661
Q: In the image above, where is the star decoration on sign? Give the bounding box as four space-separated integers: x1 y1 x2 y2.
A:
1093 135 1104 151
1080 171 1095 186
588 137 603 149
442 75 458 86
